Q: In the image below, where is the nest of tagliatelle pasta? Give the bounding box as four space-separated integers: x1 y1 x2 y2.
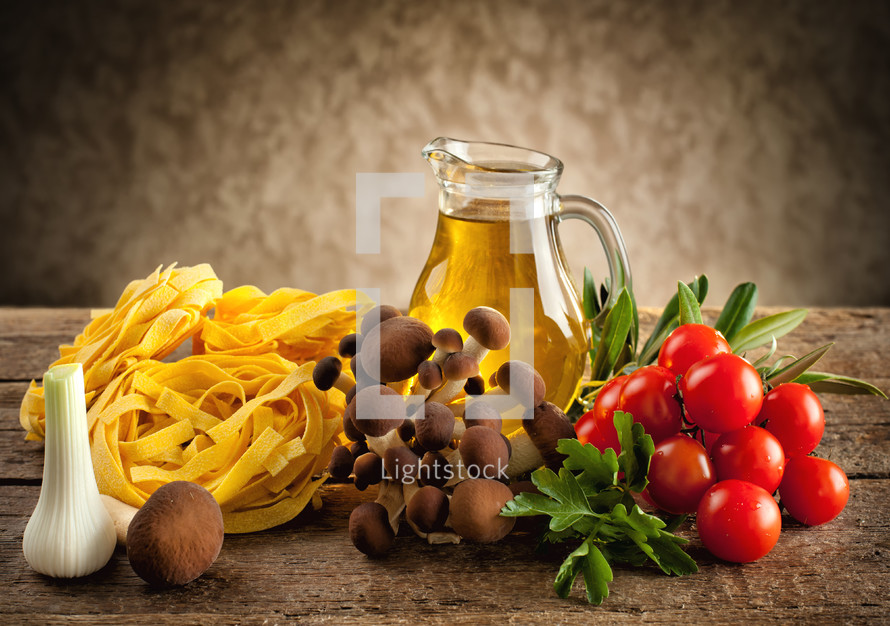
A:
20 263 371 533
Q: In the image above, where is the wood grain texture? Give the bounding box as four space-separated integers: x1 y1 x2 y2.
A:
1 307 888 624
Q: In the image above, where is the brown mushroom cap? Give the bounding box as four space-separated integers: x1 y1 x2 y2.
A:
349 502 395 556
463 307 510 350
344 384 358 406
353 452 384 491
459 426 510 480
383 446 421 484
349 440 368 458
418 450 452 488
313 356 344 391
414 401 456 451
126 481 224 587
522 401 577 470
328 445 355 480
488 371 499 388
463 400 503 431
342 409 365 442
397 418 416 442
496 361 546 408
432 327 464 353
338 333 362 358
463 375 485 396
347 385 406 437
359 304 402 336
406 486 450 533
443 352 479 380
449 478 516 542
360 316 435 383
417 360 444 390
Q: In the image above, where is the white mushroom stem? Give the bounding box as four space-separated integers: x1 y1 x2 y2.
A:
375 480 406 534
366 428 405 458
427 337 488 405
100 494 139 546
333 372 355 395
504 427 546 477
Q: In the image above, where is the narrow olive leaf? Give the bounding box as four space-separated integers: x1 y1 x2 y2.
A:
591 288 634 381
730 309 808 353
766 343 833 385
714 282 758 342
677 281 703 325
752 336 778 368
639 276 708 364
582 267 600 320
638 320 679 366
792 372 888 398
696 274 710 304
613 251 639 350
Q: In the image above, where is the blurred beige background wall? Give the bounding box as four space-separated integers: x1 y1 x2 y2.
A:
1 0 888 308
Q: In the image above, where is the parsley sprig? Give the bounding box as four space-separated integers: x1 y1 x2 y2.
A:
500 411 698 604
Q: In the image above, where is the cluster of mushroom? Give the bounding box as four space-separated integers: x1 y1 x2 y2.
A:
312 305 576 556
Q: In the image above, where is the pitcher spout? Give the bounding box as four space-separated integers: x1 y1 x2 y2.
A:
422 137 563 189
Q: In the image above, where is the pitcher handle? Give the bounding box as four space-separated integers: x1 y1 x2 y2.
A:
556 194 632 306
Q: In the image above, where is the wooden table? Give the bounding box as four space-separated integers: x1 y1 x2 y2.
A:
1 307 888 624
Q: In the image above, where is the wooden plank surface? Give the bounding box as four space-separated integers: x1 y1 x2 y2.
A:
1 307 889 624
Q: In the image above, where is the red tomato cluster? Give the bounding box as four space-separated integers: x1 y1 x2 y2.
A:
575 323 850 563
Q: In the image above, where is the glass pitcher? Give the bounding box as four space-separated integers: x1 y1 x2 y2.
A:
408 137 632 412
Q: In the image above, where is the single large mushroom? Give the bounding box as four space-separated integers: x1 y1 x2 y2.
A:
126 481 224 587
448 478 515 542
360 316 435 383
428 307 510 405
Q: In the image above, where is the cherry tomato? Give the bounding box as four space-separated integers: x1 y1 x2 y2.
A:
696 479 781 563
589 375 627 453
619 366 682 444
779 456 849 526
759 383 825 458
646 434 715 514
711 426 785 493
574 410 601 447
657 323 732 377
680 353 764 433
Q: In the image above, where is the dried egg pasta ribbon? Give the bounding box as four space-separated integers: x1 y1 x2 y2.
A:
20 263 221 439
88 354 342 532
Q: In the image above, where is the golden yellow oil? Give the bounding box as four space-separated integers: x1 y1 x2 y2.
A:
409 205 588 414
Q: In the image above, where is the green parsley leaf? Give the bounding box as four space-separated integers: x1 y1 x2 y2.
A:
500 413 697 605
